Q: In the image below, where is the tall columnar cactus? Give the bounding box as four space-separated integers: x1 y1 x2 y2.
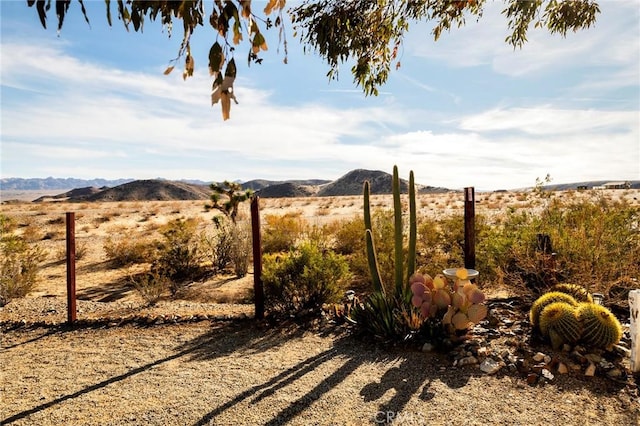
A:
576 302 623 350
539 301 582 350
363 165 416 299
354 166 419 340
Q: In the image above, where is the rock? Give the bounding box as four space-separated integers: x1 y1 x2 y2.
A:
541 369 554 381
476 347 488 357
480 358 504 375
606 368 623 379
557 363 569 374
543 355 552 364
458 356 478 366
527 373 539 385
533 352 547 362
612 345 631 358
562 344 572 352
585 363 597 377
422 343 435 352
585 353 603 363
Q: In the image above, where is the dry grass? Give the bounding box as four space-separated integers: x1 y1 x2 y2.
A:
1 189 639 306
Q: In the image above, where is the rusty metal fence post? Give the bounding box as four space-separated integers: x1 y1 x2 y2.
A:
250 197 264 319
66 212 77 324
464 187 476 270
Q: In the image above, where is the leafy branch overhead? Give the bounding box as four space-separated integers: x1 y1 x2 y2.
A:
29 0 599 113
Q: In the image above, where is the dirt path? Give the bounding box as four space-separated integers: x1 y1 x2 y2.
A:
1 320 637 426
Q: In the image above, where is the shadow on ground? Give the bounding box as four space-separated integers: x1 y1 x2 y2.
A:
2 319 631 426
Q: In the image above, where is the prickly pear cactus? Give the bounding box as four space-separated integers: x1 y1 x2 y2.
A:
549 283 593 303
576 302 623 350
539 301 581 350
530 291 578 331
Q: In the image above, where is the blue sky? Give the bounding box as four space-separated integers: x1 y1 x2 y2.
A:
1 1 638 190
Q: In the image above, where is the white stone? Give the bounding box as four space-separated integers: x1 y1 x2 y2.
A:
480 358 504 375
541 369 554 380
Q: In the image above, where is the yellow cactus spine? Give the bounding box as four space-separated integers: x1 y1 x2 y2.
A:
539 301 581 350
530 292 578 331
576 303 623 350
549 283 593 303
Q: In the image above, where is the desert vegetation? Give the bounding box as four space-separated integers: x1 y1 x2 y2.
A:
2 182 639 425
1 186 638 312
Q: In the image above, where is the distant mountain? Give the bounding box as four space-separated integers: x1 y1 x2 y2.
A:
317 169 402 196
255 182 317 198
34 180 211 202
242 178 330 191
316 169 450 196
1 177 133 190
9 172 635 203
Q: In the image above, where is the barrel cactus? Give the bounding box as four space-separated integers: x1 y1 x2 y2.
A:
576 302 623 350
549 283 593 303
539 301 581 350
529 291 578 331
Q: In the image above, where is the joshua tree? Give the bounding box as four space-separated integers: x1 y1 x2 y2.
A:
206 180 253 224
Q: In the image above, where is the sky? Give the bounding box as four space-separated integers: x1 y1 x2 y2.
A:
1 1 639 191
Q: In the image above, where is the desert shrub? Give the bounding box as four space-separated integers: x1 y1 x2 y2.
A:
204 219 253 277
229 221 252 277
129 269 170 305
0 235 46 306
534 197 640 290
55 240 89 262
204 219 234 273
261 212 305 253
474 196 640 293
327 210 398 291
262 240 351 317
0 214 17 234
153 218 204 295
104 235 155 267
332 215 365 255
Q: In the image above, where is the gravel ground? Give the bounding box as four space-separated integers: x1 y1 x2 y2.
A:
1 297 639 426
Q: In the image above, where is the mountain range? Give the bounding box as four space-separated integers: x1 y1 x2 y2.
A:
2 171 638 203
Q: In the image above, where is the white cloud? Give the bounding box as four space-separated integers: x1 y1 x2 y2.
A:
407 0 640 82
1 7 638 191
459 107 638 135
